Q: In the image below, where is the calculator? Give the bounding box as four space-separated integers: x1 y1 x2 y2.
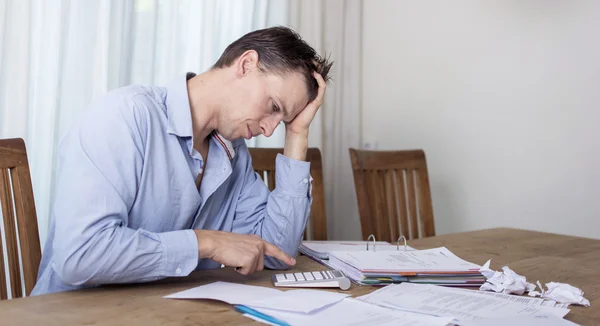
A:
271 270 351 290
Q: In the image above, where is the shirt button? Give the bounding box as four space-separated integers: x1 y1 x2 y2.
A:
175 267 182 275
199 168 203 174
302 178 309 184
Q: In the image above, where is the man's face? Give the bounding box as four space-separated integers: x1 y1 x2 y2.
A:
218 58 309 141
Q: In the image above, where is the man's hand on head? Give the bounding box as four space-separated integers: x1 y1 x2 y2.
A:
194 230 296 275
283 72 327 161
285 72 327 136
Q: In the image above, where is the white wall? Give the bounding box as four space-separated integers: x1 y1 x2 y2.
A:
361 1 600 239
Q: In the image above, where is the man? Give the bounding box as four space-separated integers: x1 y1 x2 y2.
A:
32 26 332 295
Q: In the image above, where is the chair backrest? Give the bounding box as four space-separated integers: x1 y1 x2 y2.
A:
248 148 327 240
349 148 435 242
0 138 41 299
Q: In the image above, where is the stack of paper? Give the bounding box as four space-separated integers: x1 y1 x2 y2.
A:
327 247 486 286
165 281 578 326
358 283 571 323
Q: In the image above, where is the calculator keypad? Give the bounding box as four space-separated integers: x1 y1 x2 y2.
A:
275 271 335 283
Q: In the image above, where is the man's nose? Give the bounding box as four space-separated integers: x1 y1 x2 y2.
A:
261 124 275 137
261 118 280 137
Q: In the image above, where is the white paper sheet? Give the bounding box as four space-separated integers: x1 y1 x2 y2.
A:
458 315 581 326
358 283 570 322
329 247 481 272
252 298 454 326
164 281 349 313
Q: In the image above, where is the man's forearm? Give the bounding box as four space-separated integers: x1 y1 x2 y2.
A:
283 130 308 161
54 227 198 286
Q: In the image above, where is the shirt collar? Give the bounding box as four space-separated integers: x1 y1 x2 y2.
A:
165 72 236 160
165 72 195 138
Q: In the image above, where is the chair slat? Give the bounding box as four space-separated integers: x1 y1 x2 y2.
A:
395 169 409 239
0 220 7 300
0 168 23 298
416 168 435 238
367 170 387 242
376 170 391 242
353 168 373 239
406 168 418 239
266 170 276 191
11 166 42 295
256 170 265 182
309 166 327 240
363 170 378 239
385 170 399 242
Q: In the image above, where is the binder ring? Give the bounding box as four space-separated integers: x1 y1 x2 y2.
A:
396 235 407 251
366 234 377 251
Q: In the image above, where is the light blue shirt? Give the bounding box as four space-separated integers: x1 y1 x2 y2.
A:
32 73 312 295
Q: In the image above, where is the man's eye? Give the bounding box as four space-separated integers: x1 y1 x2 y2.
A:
272 104 280 113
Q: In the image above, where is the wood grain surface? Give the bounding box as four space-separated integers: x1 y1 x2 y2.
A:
0 228 598 325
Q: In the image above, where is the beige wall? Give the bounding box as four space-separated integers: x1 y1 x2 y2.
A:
360 1 600 239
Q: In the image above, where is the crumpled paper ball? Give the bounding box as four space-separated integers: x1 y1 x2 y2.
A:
529 281 591 307
479 260 536 295
479 260 590 307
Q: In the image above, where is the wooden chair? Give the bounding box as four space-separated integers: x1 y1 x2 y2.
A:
248 148 327 240
349 148 435 242
0 138 41 299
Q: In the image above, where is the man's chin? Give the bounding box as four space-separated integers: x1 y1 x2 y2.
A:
222 135 236 141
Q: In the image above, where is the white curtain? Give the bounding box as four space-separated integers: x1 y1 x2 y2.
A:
288 0 363 240
0 0 288 246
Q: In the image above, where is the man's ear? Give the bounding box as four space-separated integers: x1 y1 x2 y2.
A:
236 50 259 78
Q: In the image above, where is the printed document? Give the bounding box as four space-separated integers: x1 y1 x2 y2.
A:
357 283 570 321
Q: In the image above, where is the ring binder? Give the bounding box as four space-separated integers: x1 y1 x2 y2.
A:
397 236 407 251
328 246 484 287
366 234 377 251
365 234 408 251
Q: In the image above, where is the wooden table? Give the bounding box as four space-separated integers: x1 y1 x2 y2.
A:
1 228 598 325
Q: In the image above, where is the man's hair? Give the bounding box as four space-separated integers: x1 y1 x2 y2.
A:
213 26 332 103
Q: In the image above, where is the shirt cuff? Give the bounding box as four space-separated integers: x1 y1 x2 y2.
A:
275 153 312 197
158 229 199 277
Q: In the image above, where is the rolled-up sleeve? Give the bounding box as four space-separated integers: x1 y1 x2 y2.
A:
273 154 313 197
232 145 312 270
52 94 198 286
